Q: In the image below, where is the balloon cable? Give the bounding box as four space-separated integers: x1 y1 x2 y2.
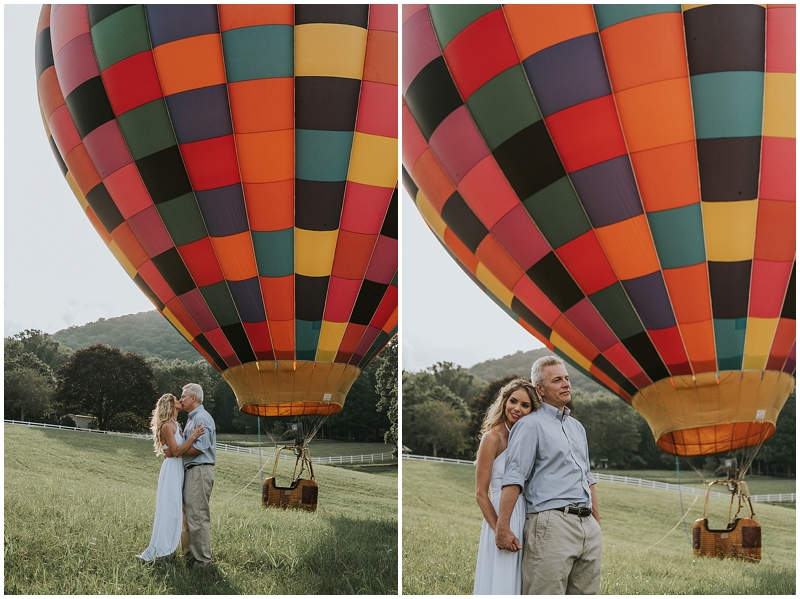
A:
257 415 263 483
676 456 691 544
646 492 701 552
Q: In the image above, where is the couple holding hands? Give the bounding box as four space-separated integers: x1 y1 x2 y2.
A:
474 355 602 595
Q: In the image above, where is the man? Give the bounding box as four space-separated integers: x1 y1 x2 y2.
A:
167 382 216 569
495 355 601 594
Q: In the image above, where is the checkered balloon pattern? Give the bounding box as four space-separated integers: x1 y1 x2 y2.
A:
402 5 794 455
37 4 397 416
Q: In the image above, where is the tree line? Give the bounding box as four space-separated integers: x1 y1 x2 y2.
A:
5 329 398 447
402 361 796 478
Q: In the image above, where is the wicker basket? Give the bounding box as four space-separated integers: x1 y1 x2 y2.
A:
692 479 761 562
262 446 317 512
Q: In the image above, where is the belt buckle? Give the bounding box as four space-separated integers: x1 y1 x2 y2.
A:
578 507 591 517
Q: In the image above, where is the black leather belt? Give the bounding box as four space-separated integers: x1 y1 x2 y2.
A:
556 506 592 517
186 463 213 470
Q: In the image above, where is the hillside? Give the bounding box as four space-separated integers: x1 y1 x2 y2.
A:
467 348 605 395
52 310 202 362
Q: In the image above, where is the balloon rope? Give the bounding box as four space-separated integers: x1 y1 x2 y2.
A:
645 492 701 551
220 461 267 502
257 416 263 483
676 456 691 544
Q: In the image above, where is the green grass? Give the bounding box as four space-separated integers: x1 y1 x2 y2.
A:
402 460 795 595
5 425 397 594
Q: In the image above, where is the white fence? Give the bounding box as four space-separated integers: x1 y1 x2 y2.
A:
4 419 396 465
402 454 795 504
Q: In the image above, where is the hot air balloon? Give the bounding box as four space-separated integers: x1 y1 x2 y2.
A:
402 4 794 459
36 4 398 426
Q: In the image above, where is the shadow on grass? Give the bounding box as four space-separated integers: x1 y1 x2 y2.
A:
138 555 244 594
300 514 398 594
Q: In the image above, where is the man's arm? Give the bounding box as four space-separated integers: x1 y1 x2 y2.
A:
494 485 523 552
590 483 600 526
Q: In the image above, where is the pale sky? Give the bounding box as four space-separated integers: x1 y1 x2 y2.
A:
4 4 154 338
4 3 542 370
401 191 543 372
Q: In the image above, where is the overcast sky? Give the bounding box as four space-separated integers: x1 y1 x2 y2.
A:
4 3 542 369
401 192 544 371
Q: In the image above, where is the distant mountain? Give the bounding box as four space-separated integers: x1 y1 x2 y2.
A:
467 349 606 395
53 311 202 362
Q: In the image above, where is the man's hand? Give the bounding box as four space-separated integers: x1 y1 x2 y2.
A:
495 523 522 552
164 447 174 458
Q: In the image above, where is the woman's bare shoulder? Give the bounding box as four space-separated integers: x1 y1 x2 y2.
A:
478 425 504 457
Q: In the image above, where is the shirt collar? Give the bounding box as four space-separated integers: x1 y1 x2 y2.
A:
188 405 204 418
539 401 570 421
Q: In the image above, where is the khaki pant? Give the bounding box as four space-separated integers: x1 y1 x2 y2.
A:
182 464 214 564
522 510 602 594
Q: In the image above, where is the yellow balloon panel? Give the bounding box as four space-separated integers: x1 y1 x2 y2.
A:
223 360 362 416
632 370 794 455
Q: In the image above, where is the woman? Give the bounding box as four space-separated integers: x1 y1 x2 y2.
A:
137 393 205 562
473 378 539 594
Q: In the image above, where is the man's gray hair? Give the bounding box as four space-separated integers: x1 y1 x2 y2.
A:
183 382 204 404
531 355 567 387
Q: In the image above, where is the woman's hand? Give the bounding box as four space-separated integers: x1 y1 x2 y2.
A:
190 425 205 440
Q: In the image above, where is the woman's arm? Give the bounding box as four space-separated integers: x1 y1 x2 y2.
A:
475 431 501 531
162 422 205 458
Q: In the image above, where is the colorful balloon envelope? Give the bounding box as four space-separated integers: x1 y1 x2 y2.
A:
403 5 795 455
36 4 398 417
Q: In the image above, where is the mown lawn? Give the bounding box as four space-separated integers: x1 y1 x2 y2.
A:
5 424 397 594
402 460 795 595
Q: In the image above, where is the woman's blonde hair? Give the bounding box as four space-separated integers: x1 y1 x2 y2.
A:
150 393 177 456
479 378 540 437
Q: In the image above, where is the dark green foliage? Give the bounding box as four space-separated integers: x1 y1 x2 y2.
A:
4 336 58 421
467 373 520 449
753 391 795 478
8 329 73 372
52 311 200 362
403 400 469 458
54 344 157 431
467 348 605 395
375 337 398 446
571 390 642 469
402 362 485 417
327 359 388 442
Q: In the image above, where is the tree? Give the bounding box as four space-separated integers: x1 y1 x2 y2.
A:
403 400 469 458
10 329 73 373
55 344 157 431
375 337 398 446
147 357 217 411
467 374 521 452
758 391 795 477
4 337 57 421
328 361 386 442
5 367 55 421
572 392 642 469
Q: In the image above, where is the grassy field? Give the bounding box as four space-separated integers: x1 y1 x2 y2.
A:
403 460 795 595
5 425 397 594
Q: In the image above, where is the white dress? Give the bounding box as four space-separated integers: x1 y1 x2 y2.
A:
473 448 526 595
137 425 185 561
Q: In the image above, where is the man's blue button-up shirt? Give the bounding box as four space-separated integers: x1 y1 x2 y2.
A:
183 405 216 468
502 401 595 513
